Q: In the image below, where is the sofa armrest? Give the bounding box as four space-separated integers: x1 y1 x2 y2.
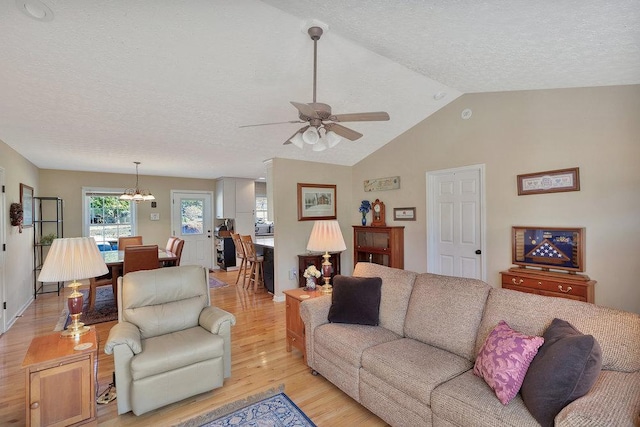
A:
199 306 236 334
556 370 640 426
104 321 142 355
299 295 331 369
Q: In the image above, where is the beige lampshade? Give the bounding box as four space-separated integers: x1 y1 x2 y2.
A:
306 220 347 253
38 237 108 283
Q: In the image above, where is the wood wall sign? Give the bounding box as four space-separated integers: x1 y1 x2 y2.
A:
517 167 580 196
364 176 400 192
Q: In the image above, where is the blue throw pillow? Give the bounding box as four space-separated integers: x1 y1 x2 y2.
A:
327 275 382 326
521 318 602 427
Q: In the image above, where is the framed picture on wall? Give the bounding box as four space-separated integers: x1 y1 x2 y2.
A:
297 183 337 221
517 167 580 195
20 183 34 227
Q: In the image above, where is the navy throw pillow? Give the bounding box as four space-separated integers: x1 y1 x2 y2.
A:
327 275 382 326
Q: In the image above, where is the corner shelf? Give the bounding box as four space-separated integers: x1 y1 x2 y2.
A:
33 197 64 298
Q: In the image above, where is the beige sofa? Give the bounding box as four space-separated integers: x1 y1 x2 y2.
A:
300 263 640 426
105 265 236 415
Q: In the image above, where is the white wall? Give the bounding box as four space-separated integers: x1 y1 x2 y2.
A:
351 85 640 313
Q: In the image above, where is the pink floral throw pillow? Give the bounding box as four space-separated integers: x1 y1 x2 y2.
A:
474 320 544 405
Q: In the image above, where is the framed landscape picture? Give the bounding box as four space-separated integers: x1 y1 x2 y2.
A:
297 183 337 221
20 183 34 227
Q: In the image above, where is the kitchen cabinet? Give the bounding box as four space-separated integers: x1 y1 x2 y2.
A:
215 178 236 219
215 178 255 234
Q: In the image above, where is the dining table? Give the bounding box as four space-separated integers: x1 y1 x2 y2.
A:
90 249 178 304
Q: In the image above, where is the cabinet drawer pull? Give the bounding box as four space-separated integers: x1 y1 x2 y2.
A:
538 281 542 285
30 402 39 410
511 278 524 285
558 285 572 293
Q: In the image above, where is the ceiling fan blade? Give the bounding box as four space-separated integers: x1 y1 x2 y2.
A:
283 126 309 145
290 101 320 119
239 120 304 128
329 111 390 122
325 123 363 141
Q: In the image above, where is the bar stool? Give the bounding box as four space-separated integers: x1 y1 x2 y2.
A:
241 235 264 292
231 233 249 287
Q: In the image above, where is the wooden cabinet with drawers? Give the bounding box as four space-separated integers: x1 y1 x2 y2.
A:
283 288 326 363
500 268 595 303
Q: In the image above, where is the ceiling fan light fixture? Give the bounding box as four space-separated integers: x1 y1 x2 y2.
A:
289 132 305 148
302 127 320 145
312 139 328 152
325 130 341 148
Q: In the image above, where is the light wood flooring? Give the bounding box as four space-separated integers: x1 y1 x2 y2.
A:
0 270 387 426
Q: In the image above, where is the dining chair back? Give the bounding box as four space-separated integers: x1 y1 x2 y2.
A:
118 235 143 251
123 245 159 275
240 235 264 292
231 233 248 286
171 238 185 266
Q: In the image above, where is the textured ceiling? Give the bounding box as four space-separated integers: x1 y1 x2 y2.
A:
0 0 638 180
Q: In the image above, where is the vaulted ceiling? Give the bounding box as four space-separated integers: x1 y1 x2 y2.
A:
1 0 638 179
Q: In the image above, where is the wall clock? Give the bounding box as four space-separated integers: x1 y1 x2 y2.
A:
371 199 386 227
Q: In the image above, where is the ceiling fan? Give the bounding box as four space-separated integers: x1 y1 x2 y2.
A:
240 26 390 151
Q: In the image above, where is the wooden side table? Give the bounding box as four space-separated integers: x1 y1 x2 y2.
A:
283 288 326 363
22 328 98 427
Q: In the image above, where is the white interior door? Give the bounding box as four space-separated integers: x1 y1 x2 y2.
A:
171 191 213 269
427 165 486 280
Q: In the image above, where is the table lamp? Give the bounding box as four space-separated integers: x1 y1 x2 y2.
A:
38 237 108 337
306 220 346 293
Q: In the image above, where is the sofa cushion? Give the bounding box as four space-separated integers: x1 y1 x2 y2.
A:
473 320 544 405
362 338 473 407
353 263 417 336
476 287 640 373
328 275 382 326
314 322 400 368
130 326 224 380
432 370 541 427
521 318 602 427
404 273 491 360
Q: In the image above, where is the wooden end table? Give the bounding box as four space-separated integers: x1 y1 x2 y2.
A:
22 328 98 427
283 288 327 363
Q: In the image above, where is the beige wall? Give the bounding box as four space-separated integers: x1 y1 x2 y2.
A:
38 169 216 248
351 85 640 313
271 158 352 300
0 140 40 329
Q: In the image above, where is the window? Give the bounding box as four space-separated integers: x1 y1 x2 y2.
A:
181 198 204 235
83 188 137 250
255 196 268 222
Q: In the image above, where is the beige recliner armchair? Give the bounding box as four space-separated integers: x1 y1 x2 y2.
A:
105 265 236 415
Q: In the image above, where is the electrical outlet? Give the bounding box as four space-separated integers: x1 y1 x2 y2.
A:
289 268 297 280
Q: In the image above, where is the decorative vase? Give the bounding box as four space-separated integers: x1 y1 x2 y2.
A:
305 277 316 290
361 213 367 226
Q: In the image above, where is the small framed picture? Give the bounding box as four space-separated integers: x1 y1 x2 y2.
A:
393 207 415 221
20 183 34 227
517 167 580 196
297 183 337 221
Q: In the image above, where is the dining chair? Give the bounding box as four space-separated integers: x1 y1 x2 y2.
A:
123 245 159 275
88 272 113 311
240 235 264 292
163 237 184 267
231 233 248 286
118 235 143 251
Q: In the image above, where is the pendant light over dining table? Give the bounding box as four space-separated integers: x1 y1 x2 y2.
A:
120 161 155 202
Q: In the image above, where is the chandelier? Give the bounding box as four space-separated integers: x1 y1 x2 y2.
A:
120 161 155 202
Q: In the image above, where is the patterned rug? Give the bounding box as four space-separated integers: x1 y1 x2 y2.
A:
54 287 117 331
209 276 229 289
173 386 315 427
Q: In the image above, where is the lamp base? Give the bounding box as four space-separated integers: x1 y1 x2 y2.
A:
61 324 90 338
319 283 333 294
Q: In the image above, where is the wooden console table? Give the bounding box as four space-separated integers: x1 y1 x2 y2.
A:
22 328 98 426
500 267 595 303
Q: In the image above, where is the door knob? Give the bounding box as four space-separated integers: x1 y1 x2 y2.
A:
475 249 482 255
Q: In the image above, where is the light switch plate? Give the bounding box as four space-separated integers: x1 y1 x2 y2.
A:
150 213 160 221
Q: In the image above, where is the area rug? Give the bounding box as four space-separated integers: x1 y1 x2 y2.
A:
209 276 229 289
54 287 118 331
173 385 315 427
